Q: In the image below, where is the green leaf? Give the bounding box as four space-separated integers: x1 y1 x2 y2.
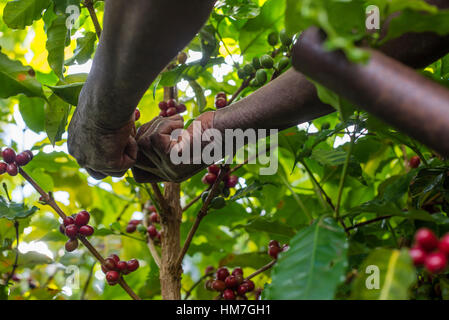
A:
3 0 50 29
351 249 416 300
0 197 38 220
189 80 207 112
47 82 84 105
311 148 348 166
45 94 71 145
46 14 69 78
64 31 96 65
18 95 46 133
0 51 45 99
265 217 348 299
17 250 53 267
234 217 296 243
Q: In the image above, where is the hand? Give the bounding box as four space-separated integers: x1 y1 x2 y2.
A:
68 106 138 179
131 112 215 183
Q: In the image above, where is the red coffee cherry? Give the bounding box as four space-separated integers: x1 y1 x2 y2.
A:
232 267 243 277
223 289 235 300
234 274 243 285
166 107 177 117
159 101 168 110
126 224 137 233
65 224 78 239
65 239 78 252
0 162 6 174
134 109 141 121
415 228 439 252
176 104 187 113
425 252 448 274
15 152 30 166
237 284 248 296
150 212 160 223
116 261 128 272
439 234 449 255
63 216 75 226
24 150 33 160
202 173 217 185
212 279 226 291
106 271 120 284
216 92 227 100
74 210 90 227
409 156 421 169
167 99 177 109
2 148 16 164
225 275 238 288
208 164 220 175
109 254 120 263
104 257 117 271
159 110 167 117
129 219 142 225
79 225 94 236
409 246 427 266
147 225 158 238
205 279 214 291
243 279 255 292
269 245 281 259
269 240 280 248
127 259 139 272
146 204 157 212
215 98 227 109
216 267 230 281
225 175 238 188
205 266 215 275
6 163 18 176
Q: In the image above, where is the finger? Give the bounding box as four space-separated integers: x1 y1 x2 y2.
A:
85 168 108 180
135 116 163 141
124 136 138 164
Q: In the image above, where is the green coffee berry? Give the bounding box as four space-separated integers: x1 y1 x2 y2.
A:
210 197 226 209
249 78 259 87
201 191 210 203
237 68 247 79
280 29 292 46
260 55 274 69
252 57 261 70
276 56 290 71
255 69 267 85
137 224 147 234
267 31 279 46
243 64 255 76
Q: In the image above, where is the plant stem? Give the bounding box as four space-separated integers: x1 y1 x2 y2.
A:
245 260 277 281
18 168 141 300
80 262 96 300
5 220 19 285
335 134 355 220
83 0 102 38
301 160 335 211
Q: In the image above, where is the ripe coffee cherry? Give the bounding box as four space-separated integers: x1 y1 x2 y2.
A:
15 152 30 166
146 204 156 212
415 228 439 252
225 275 238 288
212 280 226 292
109 254 120 263
2 148 16 164
65 239 78 252
167 99 177 109
409 156 421 168
410 246 427 266
202 173 217 185
6 163 18 176
116 261 128 272
425 252 448 274
223 289 235 300
75 211 90 226
0 162 6 174
205 266 215 275
134 109 141 121
232 267 243 276
208 164 220 175
159 110 167 117
269 240 280 248
127 259 139 272
150 212 160 223
438 234 449 255
63 216 75 226
104 257 117 271
176 104 187 113
129 219 142 225
147 225 158 238
269 245 281 259
205 279 214 291
216 267 230 281
24 150 33 160
215 98 227 109
166 107 178 117
243 280 255 292
59 224 66 235
159 101 168 110
126 224 137 233
106 271 120 284
225 175 238 188
79 225 94 236
65 224 78 239
237 284 248 296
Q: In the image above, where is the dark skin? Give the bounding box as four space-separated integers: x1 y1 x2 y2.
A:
68 0 449 182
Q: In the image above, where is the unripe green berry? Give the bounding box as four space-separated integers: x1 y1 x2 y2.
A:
210 197 226 209
280 29 292 46
252 57 261 70
243 64 255 76
255 69 267 85
137 224 147 234
276 56 290 71
237 68 247 79
260 55 274 69
267 31 279 46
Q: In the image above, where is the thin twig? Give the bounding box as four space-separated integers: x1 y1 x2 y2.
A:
83 0 102 38
5 221 20 285
150 183 171 217
19 168 141 300
228 77 252 105
80 262 96 300
183 272 214 300
245 260 277 281
301 160 335 211
345 215 393 231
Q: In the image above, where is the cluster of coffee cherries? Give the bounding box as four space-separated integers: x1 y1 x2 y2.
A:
268 240 288 259
205 266 255 300
125 203 161 242
158 99 187 117
202 164 238 188
409 228 449 273
215 92 228 109
409 155 421 169
0 148 33 176
102 254 140 286
59 211 94 252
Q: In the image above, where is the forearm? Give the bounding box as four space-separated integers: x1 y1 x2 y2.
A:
80 0 215 129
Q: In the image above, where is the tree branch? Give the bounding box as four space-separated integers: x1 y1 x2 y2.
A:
83 0 102 39
245 260 277 281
